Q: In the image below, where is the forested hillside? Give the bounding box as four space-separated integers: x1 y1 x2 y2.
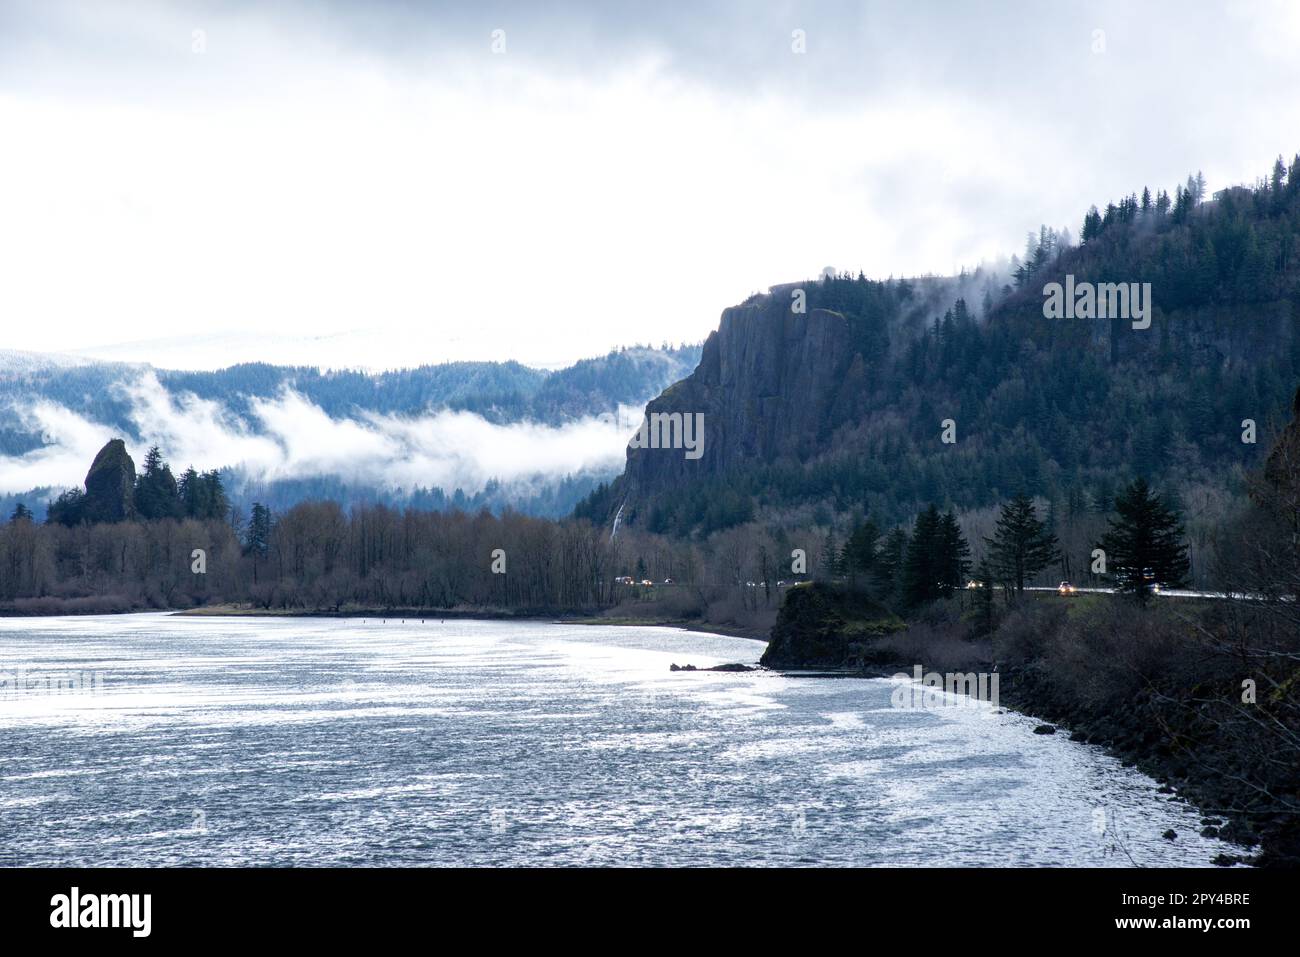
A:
583 158 1300 538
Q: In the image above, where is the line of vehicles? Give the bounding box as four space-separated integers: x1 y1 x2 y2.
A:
618 574 1250 601
621 574 1165 594
965 568 1165 596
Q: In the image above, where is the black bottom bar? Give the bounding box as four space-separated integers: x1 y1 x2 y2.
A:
0 866 1285 944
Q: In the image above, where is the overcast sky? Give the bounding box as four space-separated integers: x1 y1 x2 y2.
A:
2 0 1299 371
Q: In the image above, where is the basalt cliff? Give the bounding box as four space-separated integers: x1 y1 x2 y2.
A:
579 167 1300 536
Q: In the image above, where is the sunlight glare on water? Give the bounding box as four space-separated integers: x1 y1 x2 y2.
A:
0 613 1231 867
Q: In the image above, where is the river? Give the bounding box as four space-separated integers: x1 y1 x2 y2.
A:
0 614 1232 866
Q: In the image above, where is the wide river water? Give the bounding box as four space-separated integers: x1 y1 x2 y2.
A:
0 614 1233 866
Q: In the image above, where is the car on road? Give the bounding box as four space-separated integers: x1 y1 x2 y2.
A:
1114 568 1162 593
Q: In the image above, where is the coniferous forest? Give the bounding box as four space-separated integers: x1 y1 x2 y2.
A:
578 157 1300 538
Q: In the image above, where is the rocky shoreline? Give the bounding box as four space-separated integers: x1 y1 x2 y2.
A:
755 654 1268 866
990 664 1279 866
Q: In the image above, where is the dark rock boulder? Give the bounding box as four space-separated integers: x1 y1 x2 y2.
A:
82 439 136 524
760 581 904 670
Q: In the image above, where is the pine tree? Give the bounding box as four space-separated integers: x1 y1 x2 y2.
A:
245 504 272 557
872 527 909 605
985 494 1060 594
244 503 273 585
937 510 971 596
821 529 843 580
901 505 943 608
179 466 204 518
1097 478 1191 604
46 489 85 527
201 471 230 521
842 518 879 589
1081 206 1103 242
134 446 182 520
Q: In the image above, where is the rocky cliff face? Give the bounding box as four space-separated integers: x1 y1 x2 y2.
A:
82 439 136 523
613 291 870 521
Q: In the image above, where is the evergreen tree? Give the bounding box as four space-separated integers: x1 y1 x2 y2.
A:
179 466 204 518
901 505 943 607
872 527 909 605
244 502 273 586
937 510 971 596
245 503 272 557
1081 206 1103 242
842 518 879 588
985 494 1059 594
1097 478 1191 603
820 529 843 580
201 471 230 521
46 489 85 527
134 446 182 520
179 468 231 521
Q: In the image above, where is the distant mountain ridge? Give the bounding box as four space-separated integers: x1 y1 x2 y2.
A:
0 344 702 520
0 344 701 453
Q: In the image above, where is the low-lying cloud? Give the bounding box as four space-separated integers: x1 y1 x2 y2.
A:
0 372 640 498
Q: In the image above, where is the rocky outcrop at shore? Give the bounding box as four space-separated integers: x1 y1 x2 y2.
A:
759 582 905 670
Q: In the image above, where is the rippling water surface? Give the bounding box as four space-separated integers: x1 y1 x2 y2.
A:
0 614 1230 866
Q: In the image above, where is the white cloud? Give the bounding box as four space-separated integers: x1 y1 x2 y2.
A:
0 372 640 495
0 1 1298 371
